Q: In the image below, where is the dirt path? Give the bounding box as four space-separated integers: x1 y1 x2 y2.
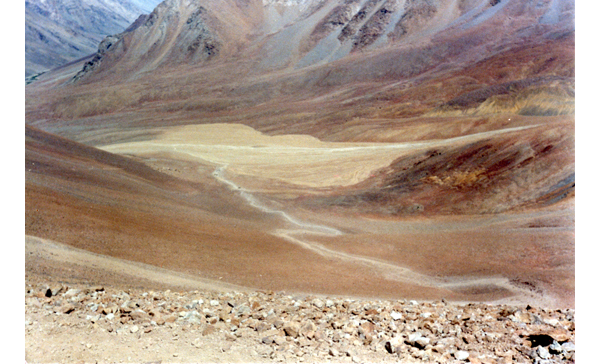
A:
97 122 556 306
211 164 553 307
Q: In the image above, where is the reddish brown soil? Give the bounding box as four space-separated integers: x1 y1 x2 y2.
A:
24 0 575 310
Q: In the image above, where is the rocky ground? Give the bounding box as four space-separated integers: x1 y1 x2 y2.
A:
25 281 575 363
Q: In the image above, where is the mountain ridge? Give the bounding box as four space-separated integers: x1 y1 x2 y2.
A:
25 0 576 316
25 0 163 77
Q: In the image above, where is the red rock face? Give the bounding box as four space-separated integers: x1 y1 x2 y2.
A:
25 0 574 308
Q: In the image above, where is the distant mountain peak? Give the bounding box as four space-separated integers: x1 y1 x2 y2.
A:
25 0 163 77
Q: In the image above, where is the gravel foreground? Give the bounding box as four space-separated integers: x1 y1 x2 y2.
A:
25 282 575 364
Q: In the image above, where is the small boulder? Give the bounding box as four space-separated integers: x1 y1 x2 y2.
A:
406 332 430 349
548 340 563 354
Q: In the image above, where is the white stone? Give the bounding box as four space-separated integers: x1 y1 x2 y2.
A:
537 346 550 359
454 350 469 361
64 289 80 297
562 342 575 352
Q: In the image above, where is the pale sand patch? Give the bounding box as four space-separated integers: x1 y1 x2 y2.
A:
101 123 538 188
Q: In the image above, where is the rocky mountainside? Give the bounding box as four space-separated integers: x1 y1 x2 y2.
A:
69 0 574 82
24 3 576 361
30 0 574 218
24 1 576 361
25 0 162 77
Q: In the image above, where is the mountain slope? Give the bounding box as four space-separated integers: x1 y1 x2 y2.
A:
25 0 163 77
67 0 574 82
24 0 575 307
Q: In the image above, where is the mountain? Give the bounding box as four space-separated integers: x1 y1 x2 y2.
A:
25 0 163 77
25 0 575 307
67 0 574 82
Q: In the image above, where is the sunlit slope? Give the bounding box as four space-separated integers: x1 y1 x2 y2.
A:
24 0 575 306
27 126 470 299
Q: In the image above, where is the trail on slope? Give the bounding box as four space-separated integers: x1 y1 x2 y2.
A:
211 164 552 307
100 123 553 305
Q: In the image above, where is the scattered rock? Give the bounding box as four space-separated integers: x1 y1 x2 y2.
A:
385 337 402 354
202 325 217 336
25 282 576 364
60 304 75 314
313 299 325 309
561 342 575 352
64 289 80 297
406 332 430 349
548 340 562 354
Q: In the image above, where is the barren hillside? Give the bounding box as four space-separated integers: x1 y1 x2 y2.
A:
25 1 575 361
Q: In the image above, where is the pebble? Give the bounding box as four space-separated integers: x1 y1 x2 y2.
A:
561 342 575 352
64 289 80 297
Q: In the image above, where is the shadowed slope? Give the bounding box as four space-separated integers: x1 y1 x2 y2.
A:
299 118 574 215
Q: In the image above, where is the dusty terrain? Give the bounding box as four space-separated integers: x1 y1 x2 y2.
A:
25 0 575 362
26 121 573 307
26 236 575 363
